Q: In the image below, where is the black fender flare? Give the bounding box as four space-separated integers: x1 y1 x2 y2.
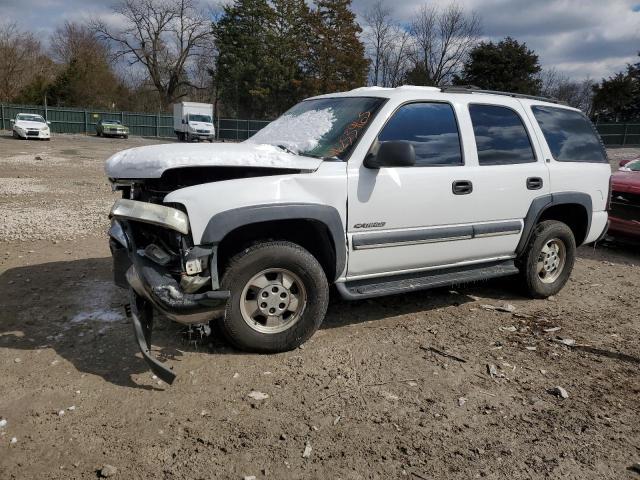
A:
516 192 592 255
201 203 347 282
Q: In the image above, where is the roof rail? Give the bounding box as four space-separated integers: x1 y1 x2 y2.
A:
440 85 563 104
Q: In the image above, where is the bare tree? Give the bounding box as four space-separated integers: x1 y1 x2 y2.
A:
408 3 481 86
92 0 213 110
0 22 53 102
380 27 412 87
539 68 595 114
51 22 110 65
363 0 393 86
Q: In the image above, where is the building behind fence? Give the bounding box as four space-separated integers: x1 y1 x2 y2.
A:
1 102 639 146
0 103 271 141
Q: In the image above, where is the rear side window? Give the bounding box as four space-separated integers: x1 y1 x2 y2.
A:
469 104 536 165
531 106 607 163
378 102 463 166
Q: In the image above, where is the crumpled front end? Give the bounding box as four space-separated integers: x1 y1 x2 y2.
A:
108 199 230 383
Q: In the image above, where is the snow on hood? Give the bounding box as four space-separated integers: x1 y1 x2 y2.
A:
105 142 323 179
247 108 335 154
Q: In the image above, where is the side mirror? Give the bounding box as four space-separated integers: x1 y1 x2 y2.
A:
619 159 631 167
182 119 186 124
364 141 416 169
47 121 51 125
10 119 15 124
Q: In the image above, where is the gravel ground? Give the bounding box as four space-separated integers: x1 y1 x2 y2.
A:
0 133 639 479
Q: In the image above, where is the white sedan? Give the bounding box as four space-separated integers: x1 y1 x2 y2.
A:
11 113 51 140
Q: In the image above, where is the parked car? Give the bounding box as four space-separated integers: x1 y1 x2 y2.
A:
11 113 51 140
608 158 640 238
105 86 610 383
173 102 215 142
96 119 129 138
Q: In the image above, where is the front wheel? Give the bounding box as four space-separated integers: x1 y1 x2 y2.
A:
220 241 329 352
519 220 576 298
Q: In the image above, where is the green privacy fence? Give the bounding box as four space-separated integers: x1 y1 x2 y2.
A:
595 122 640 146
0 103 271 140
3 102 636 146
217 118 271 140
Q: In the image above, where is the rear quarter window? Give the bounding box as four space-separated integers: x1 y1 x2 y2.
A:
531 106 607 163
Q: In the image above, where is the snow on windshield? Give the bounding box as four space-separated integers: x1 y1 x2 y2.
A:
248 108 335 154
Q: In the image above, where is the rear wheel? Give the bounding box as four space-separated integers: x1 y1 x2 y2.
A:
220 241 329 352
519 220 576 298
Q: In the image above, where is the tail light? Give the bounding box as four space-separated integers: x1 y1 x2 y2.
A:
605 175 612 211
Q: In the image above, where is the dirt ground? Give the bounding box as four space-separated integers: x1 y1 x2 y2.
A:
0 133 639 479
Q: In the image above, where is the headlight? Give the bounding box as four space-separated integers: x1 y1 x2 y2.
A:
110 199 190 234
40 126 49 131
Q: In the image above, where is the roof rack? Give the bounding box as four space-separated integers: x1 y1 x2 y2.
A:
440 85 563 104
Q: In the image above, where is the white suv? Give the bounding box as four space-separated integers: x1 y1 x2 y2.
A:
106 86 610 383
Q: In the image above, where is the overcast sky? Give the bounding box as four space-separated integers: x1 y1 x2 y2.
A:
1 0 638 79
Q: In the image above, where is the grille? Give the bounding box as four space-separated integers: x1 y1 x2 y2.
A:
26 130 39 136
610 190 640 221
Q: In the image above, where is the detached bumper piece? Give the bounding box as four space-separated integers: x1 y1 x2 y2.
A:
126 256 230 315
126 293 177 385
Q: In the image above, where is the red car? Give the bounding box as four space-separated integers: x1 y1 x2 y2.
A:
609 158 640 238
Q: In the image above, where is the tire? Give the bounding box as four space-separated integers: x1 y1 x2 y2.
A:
96 130 101 137
220 241 329 352
519 220 576 298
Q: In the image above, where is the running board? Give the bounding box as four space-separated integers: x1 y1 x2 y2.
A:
337 260 519 300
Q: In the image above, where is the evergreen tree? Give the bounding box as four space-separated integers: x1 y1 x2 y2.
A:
592 53 640 122
214 0 277 118
454 37 541 94
403 62 431 86
270 0 314 112
308 0 369 94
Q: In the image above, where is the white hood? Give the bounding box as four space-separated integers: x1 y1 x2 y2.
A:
105 142 323 179
15 120 48 129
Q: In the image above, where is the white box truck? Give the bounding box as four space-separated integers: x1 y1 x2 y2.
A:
173 102 215 142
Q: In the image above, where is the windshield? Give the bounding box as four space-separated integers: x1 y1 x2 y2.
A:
103 119 122 124
17 114 45 123
189 114 212 123
625 159 640 171
247 97 386 160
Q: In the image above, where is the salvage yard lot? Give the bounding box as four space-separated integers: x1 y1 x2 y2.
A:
0 133 639 479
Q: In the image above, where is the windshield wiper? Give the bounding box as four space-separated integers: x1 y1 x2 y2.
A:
276 144 296 155
274 145 340 162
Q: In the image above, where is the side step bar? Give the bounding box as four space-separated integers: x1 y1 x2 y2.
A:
336 260 519 300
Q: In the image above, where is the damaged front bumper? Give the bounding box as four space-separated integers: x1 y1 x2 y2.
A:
109 199 230 384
